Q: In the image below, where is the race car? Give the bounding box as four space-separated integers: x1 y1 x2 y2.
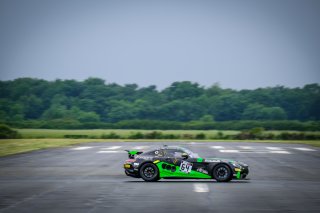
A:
123 145 249 182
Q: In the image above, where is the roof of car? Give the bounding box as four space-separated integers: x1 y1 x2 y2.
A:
161 145 185 150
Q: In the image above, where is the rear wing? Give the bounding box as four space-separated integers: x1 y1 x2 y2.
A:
125 150 143 159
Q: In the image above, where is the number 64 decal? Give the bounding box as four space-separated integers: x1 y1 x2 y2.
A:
180 161 193 173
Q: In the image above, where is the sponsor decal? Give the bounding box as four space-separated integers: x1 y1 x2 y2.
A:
173 158 179 164
137 156 153 160
153 160 160 164
180 161 193 173
196 168 208 174
234 168 241 172
133 162 140 166
205 159 221 163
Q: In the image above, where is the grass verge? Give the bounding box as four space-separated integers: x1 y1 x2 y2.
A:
0 139 319 157
16 129 240 138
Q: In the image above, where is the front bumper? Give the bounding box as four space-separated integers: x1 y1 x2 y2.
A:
233 166 249 179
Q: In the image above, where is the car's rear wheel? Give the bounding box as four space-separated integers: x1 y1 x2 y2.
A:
213 164 232 182
139 163 159 182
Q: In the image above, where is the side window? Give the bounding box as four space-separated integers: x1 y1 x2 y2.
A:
156 149 164 157
163 149 184 158
141 150 164 157
140 150 155 156
173 151 184 158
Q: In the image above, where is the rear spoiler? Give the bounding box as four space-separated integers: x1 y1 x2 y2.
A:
125 150 143 159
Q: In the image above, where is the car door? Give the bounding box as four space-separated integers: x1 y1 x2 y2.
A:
162 149 210 177
160 149 195 175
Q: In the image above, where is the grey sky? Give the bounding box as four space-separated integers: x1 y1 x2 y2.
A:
0 0 319 90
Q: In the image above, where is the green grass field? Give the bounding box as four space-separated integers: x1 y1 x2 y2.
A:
0 129 318 157
0 139 107 157
15 129 320 139
16 129 239 139
0 138 319 157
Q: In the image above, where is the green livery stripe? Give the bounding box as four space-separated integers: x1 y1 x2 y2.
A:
128 150 138 155
236 171 241 179
156 162 211 179
197 158 203 162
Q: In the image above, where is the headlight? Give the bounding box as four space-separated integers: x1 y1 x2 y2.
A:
232 162 242 168
238 161 248 167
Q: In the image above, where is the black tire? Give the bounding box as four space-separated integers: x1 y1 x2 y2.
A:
213 164 232 182
139 163 159 182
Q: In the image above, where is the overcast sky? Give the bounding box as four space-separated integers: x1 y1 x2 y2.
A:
0 0 319 89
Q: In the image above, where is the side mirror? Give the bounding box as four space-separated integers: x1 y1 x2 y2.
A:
181 153 189 159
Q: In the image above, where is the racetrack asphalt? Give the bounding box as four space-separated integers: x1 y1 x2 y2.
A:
0 142 319 213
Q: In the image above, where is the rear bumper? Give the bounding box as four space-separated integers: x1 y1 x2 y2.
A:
124 169 140 178
124 163 140 178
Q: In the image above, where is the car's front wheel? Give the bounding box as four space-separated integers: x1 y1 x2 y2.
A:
139 163 159 182
213 164 232 182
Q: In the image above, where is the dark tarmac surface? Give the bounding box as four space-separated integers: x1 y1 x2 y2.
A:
0 142 319 213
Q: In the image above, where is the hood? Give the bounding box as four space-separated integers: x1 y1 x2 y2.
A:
204 158 248 167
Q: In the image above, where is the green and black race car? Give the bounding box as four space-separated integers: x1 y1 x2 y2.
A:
123 145 249 182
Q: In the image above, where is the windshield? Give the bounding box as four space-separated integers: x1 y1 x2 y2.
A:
163 146 200 158
180 147 200 158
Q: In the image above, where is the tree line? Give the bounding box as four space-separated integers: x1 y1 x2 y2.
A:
0 78 319 130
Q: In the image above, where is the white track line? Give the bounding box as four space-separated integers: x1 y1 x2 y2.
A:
238 146 254 149
219 150 239 153
71 146 93 150
188 142 205 145
292 147 316 151
132 146 149 150
266 147 283 150
102 146 122 150
211 146 225 149
219 150 292 154
193 184 209 193
97 150 125 153
269 150 291 154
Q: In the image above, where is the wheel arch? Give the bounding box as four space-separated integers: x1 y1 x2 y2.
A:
210 162 233 177
139 161 160 181
137 160 155 171
138 161 160 177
